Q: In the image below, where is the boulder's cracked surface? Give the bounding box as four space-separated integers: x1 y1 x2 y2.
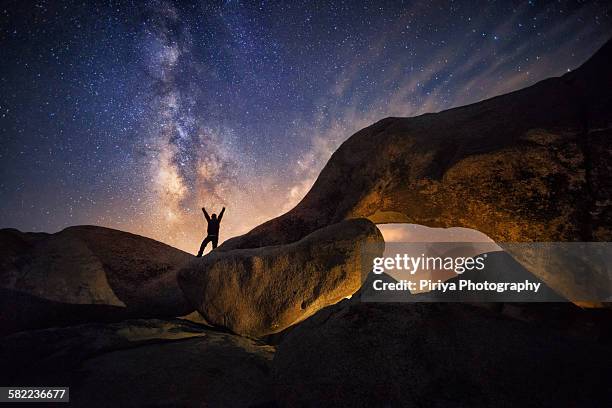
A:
178 218 384 337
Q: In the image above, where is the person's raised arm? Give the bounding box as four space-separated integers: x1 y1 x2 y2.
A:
202 207 210 221
218 207 226 222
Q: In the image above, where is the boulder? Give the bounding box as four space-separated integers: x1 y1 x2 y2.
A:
272 300 612 407
0 318 275 407
0 225 194 334
178 218 384 337
217 39 612 304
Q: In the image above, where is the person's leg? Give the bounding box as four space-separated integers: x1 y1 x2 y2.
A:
212 236 219 249
197 236 212 257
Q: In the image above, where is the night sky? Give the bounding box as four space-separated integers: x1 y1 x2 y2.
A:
1 0 611 253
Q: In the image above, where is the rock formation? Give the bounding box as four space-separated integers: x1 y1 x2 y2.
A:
0 226 193 334
0 319 275 407
0 40 610 408
219 39 612 304
272 300 612 407
178 218 384 337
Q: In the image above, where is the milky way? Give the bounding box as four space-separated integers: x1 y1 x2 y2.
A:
1 0 611 252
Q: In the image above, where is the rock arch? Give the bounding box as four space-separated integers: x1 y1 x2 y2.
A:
219 39 612 304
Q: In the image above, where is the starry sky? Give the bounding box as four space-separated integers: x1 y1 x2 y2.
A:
1 0 611 253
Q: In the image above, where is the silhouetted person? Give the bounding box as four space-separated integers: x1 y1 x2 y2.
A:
197 206 225 257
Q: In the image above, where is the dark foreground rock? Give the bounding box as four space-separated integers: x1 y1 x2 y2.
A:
0 226 194 334
0 319 275 407
219 39 612 304
272 301 612 407
179 218 384 337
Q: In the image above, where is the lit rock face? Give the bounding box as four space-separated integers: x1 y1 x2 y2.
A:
220 39 612 304
178 219 384 337
0 226 193 334
272 301 612 407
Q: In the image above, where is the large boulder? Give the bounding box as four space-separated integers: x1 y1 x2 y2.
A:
0 319 275 407
0 226 194 334
178 218 384 337
219 39 612 304
272 300 612 407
